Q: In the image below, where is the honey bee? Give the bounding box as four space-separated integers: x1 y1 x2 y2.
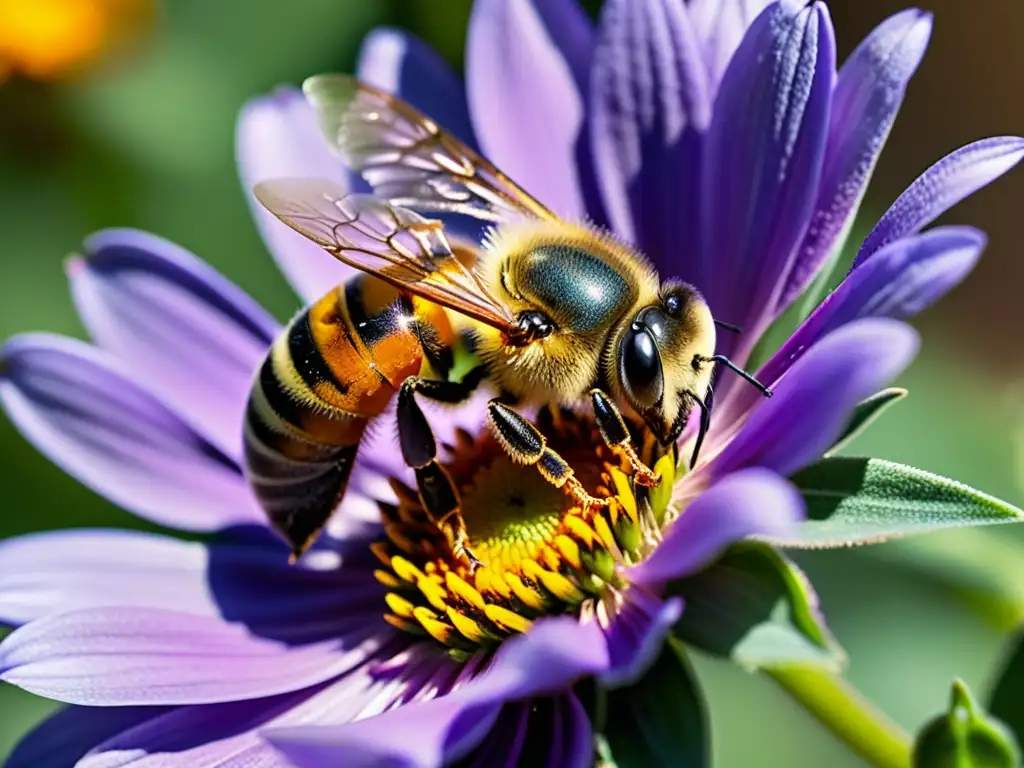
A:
245 75 770 563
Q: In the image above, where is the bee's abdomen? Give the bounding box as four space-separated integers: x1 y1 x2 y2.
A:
243 343 366 556
243 278 430 556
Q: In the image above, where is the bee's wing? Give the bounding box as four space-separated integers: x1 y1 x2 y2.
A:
303 74 556 224
254 178 517 332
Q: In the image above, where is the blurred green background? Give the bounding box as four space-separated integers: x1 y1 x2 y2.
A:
1 0 1023 765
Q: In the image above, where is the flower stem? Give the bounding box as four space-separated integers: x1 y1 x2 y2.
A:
768 665 912 768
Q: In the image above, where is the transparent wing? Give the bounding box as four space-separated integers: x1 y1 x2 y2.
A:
303 74 556 224
254 178 516 331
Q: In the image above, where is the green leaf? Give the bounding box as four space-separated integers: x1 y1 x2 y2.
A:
604 640 709 768
988 633 1024 748
670 542 844 672
914 679 1020 767
777 458 1024 548
828 388 908 456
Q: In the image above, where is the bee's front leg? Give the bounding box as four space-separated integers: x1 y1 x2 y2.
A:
589 389 659 487
397 368 488 570
486 400 610 511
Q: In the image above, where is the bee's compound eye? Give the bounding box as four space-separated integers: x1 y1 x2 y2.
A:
515 311 554 341
619 323 664 410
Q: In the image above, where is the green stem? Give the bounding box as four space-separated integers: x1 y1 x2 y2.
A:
768 665 913 768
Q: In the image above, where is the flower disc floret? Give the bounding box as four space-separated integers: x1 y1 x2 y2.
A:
373 407 676 658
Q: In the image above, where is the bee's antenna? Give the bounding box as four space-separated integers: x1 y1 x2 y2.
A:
714 320 743 334
688 387 713 469
699 355 772 398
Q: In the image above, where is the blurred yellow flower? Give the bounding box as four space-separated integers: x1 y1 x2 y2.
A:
0 0 151 81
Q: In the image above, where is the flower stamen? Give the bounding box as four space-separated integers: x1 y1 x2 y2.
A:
373 408 677 658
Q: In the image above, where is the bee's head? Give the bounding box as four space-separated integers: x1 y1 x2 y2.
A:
616 283 715 445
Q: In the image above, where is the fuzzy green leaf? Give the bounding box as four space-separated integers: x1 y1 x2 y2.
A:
828 388 908 455
775 458 1024 548
604 640 709 768
671 542 844 671
914 679 1020 767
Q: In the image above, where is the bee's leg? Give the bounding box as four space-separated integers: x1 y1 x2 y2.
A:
397 368 487 569
487 400 610 511
589 389 660 487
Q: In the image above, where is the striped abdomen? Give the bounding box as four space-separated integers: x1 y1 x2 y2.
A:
244 275 454 557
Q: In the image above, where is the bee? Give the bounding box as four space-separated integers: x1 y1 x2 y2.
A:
245 75 770 563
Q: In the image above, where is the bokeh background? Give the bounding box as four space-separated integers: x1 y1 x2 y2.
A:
1 0 1023 764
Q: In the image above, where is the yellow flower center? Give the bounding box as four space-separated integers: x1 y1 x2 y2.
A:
372 407 677 659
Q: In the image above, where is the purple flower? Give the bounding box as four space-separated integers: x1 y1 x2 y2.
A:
1 1 1019 766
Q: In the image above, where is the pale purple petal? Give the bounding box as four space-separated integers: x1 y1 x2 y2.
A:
0 607 387 705
0 335 261 532
629 468 804 587
0 530 215 626
5 704 171 768
266 617 609 767
70 229 278 459
0 526 387 642
236 87 353 303
855 136 1024 265
77 694 306 768
358 27 477 148
701 319 918 481
700 0 835 361
599 590 683 688
688 0 774 87
77 668 398 767
779 9 932 311
466 0 594 217
590 0 710 272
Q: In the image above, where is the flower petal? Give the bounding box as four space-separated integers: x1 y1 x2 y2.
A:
266 617 609 767
700 0 835 359
236 87 354 303
779 9 932 311
466 0 594 217
0 530 213 626
70 229 278 458
701 318 918 481
599 590 683 688
77 669 392 767
5 704 171 768
459 704 530 768
0 334 260 531
461 695 592 768
720 226 983 430
772 227 982 380
855 136 1024 265
0 527 385 643
589 0 710 272
688 0 774 87
560 693 593 768
0 606 386 705
358 27 476 148
629 468 803 587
